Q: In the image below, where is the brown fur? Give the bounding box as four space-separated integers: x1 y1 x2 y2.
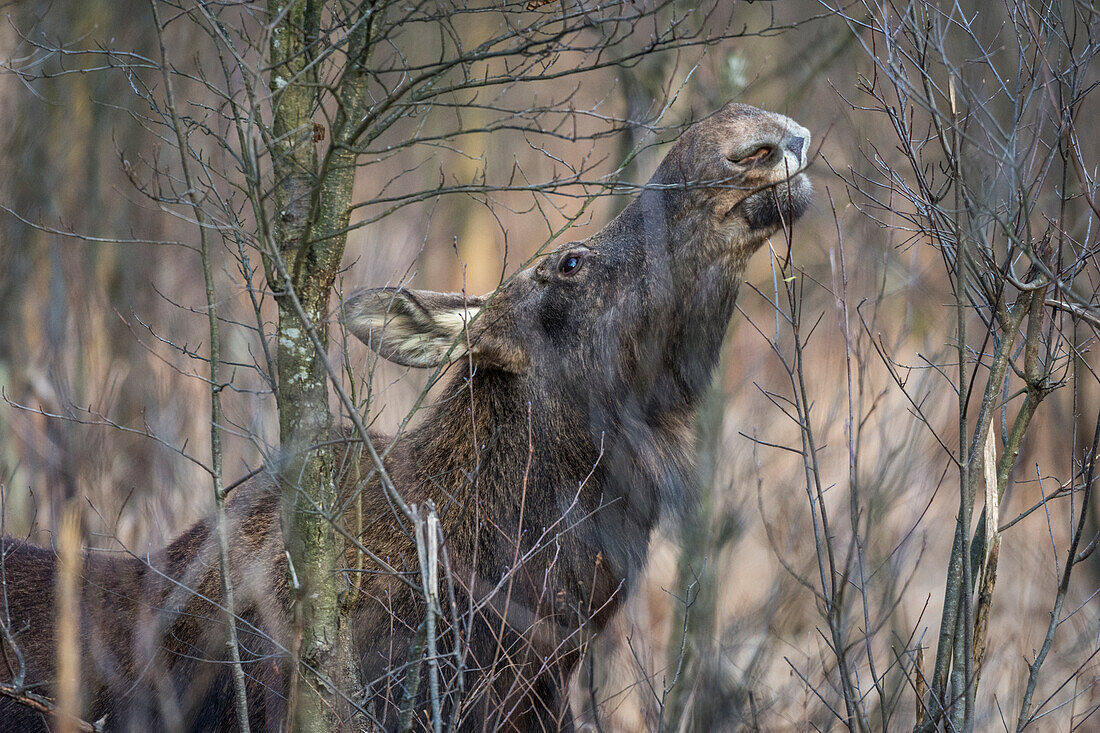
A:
0 103 811 732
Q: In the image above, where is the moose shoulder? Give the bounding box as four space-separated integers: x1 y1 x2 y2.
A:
0 103 810 731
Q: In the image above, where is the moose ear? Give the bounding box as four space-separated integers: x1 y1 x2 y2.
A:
344 287 529 372
342 288 486 368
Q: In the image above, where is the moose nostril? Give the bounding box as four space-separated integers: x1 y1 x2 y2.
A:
785 135 805 158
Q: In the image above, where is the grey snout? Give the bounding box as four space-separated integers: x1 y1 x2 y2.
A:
782 125 810 170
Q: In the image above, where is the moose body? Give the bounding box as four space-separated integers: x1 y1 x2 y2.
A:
0 103 810 731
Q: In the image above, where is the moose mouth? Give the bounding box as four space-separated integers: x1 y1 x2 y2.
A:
728 173 812 232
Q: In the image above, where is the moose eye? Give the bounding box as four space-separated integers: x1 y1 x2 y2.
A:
731 145 774 165
558 253 584 277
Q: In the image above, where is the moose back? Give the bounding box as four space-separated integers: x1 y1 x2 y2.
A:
0 102 810 731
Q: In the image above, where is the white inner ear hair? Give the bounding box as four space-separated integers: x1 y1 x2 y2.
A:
432 307 480 335
362 306 480 365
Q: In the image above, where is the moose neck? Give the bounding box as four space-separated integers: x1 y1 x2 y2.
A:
615 186 748 411
403 367 624 608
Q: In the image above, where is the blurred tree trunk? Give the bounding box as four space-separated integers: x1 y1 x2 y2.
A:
267 1 375 729
0 0 166 537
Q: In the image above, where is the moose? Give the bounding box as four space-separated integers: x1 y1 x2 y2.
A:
0 102 810 731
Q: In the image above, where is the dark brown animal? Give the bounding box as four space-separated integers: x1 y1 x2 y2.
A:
0 103 810 732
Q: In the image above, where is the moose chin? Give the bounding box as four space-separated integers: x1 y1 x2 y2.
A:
0 102 810 732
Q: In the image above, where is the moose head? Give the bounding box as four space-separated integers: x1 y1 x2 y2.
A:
344 103 811 428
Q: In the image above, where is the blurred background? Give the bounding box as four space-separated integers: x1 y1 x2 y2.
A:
0 1 1097 730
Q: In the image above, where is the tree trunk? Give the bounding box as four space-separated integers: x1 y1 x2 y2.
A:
266 1 372 729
